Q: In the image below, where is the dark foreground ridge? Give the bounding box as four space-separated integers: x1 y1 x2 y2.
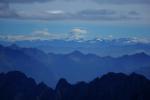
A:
0 71 150 100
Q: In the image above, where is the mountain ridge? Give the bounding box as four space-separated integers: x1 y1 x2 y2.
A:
0 44 150 87
1 38 150 57
0 71 150 100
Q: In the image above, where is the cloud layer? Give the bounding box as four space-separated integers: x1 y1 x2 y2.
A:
69 28 88 40
0 28 89 41
0 28 150 44
0 3 18 18
0 0 53 3
0 0 150 4
0 3 141 21
0 0 149 23
94 0 150 4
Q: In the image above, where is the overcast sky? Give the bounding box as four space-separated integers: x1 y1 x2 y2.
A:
0 0 150 41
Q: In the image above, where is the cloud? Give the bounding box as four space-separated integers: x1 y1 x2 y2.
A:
94 0 150 4
32 28 50 37
0 0 53 3
124 37 150 44
0 28 150 44
0 3 8 9
75 9 116 20
1 0 149 4
0 29 64 41
1 30 150 44
0 28 88 41
13 10 71 20
75 9 141 21
69 28 88 40
0 7 141 21
78 9 115 16
65 0 150 4
0 3 19 18
77 9 140 21
128 11 139 16
71 28 87 34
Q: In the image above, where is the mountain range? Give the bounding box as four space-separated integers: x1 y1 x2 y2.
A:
0 38 150 57
0 44 150 87
0 44 56 86
0 71 150 100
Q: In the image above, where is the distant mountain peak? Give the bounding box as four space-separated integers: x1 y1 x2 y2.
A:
129 72 146 79
121 52 150 58
56 78 71 90
5 71 28 81
135 52 148 55
100 72 127 80
8 44 19 49
68 50 84 56
57 78 70 86
133 52 149 57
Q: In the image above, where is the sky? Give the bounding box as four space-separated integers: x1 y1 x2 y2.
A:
0 0 150 41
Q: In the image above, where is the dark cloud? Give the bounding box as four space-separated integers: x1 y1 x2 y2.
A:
94 0 150 4
78 9 115 16
75 9 116 20
0 0 150 4
0 3 9 9
128 11 139 16
0 0 53 3
61 0 150 4
0 7 141 21
73 9 140 21
0 3 19 18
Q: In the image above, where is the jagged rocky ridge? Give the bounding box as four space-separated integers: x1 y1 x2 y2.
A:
0 71 150 100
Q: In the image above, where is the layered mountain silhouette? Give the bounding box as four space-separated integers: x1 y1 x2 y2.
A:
0 71 150 100
1 39 150 57
0 71 55 100
0 44 56 86
0 44 150 87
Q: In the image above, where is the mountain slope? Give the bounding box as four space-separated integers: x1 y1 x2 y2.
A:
55 72 150 100
0 44 56 86
1 71 150 100
0 44 150 86
47 51 150 83
1 38 150 57
0 71 55 100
